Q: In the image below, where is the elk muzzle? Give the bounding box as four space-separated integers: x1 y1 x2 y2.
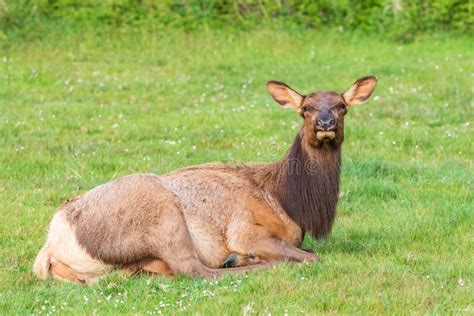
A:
315 114 336 140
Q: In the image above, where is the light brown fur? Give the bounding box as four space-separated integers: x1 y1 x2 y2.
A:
33 76 377 283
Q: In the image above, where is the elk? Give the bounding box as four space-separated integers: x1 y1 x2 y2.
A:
33 76 377 283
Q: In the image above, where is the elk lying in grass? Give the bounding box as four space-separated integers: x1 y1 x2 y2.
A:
33 76 377 283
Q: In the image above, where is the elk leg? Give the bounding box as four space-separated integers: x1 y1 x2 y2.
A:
121 259 174 277
119 263 142 276
50 257 86 284
251 238 319 263
141 259 174 277
227 224 319 263
150 221 276 277
145 199 278 278
220 252 264 268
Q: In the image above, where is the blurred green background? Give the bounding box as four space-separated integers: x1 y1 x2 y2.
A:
1 0 473 42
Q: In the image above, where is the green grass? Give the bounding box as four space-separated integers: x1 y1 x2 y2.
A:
0 27 472 314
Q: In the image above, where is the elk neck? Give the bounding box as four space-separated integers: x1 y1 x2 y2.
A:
252 132 342 239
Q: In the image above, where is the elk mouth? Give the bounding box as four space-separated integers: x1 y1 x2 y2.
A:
316 131 336 141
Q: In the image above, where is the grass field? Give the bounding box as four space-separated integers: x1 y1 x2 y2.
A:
0 27 472 314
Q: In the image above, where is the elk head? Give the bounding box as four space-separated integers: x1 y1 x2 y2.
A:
267 76 378 149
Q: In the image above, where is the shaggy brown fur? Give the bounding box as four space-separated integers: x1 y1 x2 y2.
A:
268 134 340 239
33 76 377 283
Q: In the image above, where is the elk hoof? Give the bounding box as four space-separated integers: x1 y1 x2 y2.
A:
220 253 238 268
303 255 320 264
302 248 315 254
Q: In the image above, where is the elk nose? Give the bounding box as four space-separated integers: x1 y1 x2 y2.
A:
316 118 336 131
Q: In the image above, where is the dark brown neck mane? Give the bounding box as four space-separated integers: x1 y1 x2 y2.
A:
258 133 341 239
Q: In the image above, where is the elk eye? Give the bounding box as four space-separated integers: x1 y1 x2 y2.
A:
302 106 310 113
338 103 346 111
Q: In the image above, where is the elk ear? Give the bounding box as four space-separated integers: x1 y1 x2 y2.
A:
342 76 378 106
266 81 303 110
